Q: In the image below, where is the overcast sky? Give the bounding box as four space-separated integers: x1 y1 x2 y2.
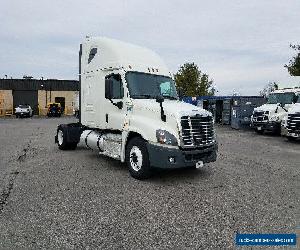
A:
1 0 300 95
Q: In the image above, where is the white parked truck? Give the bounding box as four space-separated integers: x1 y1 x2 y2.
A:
55 37 218 179
251 87 300 134
15 104 33 118
282 91 300 141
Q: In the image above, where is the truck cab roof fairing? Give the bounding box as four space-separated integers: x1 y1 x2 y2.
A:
82 37 170 75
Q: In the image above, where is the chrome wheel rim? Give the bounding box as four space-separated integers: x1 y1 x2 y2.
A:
58 130 63 145
130 146 143 171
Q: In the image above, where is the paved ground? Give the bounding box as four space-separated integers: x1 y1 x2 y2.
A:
0 117 299 249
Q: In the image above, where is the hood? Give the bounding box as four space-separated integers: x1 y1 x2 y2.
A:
289 103 300 114
254 104 279 112
131 99 211 119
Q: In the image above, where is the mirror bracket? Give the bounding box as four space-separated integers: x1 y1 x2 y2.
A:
156 95 166 122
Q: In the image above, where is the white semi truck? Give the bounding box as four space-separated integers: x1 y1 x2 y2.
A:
282 92 300 141
251 88 300 135
55 37 218 179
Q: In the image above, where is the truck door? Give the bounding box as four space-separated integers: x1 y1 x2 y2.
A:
105 73 125 130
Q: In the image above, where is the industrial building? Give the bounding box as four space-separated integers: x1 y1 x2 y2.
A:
0 78 79 116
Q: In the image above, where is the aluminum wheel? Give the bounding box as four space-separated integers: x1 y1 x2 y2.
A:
57 130 64 146
129 146 143 171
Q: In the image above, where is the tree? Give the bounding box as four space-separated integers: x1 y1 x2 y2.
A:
285 44 300 76
174 63 214 96
259 82 279 97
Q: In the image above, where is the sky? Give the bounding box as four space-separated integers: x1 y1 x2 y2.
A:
1 0 300 95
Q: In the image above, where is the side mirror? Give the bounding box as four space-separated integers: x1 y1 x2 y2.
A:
105 79 113 99
156 95 164 103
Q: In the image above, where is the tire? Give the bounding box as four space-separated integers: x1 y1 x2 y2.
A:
255 129 263 134
287 136 297 142
57 127 77 150
16 114 19 118
126 137 152 179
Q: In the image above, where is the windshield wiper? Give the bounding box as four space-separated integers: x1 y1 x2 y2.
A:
162 95 178 100
131 94 153 99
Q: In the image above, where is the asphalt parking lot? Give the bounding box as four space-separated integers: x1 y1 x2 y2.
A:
0 117 299 249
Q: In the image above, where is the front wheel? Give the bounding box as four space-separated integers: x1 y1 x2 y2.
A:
126 137 152 180
255 128 263 134
287 136 297 142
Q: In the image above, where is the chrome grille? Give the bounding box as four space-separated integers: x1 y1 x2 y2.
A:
252 111 268 123
287 113 300 133
180 115 214 147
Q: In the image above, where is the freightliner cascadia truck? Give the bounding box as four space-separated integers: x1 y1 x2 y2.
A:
282 89 300 141
55 37 218 179
251 87 300 135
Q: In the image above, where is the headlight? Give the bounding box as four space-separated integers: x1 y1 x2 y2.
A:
156 130 178 146
269 116 279 122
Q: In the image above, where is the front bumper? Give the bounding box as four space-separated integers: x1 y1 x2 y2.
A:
251 121 280 132
147 143 218 169
15 112 30 117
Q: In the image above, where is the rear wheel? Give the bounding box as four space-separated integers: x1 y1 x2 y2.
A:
57 127 77 150
126 137 151 179
255 128 263 134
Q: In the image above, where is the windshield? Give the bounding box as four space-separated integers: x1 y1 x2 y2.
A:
126 72 178 99
17 105 29 108
50 104 59 108
267 93 295 105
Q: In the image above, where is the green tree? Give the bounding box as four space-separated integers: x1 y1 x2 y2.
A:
174 62 214 96
285 44 300 76
259 82 279 97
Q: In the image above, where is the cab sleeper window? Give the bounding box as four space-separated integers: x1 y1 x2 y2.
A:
105 74 124 99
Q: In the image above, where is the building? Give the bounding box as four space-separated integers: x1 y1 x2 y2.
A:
0 78 79 116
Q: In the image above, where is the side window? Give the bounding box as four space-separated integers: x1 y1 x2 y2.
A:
88 47 97 64
159 81 172 96
105 74 124 99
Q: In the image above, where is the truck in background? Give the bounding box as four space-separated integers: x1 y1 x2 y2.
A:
251 88 300 134
282 92 300 141
55 37 218 179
